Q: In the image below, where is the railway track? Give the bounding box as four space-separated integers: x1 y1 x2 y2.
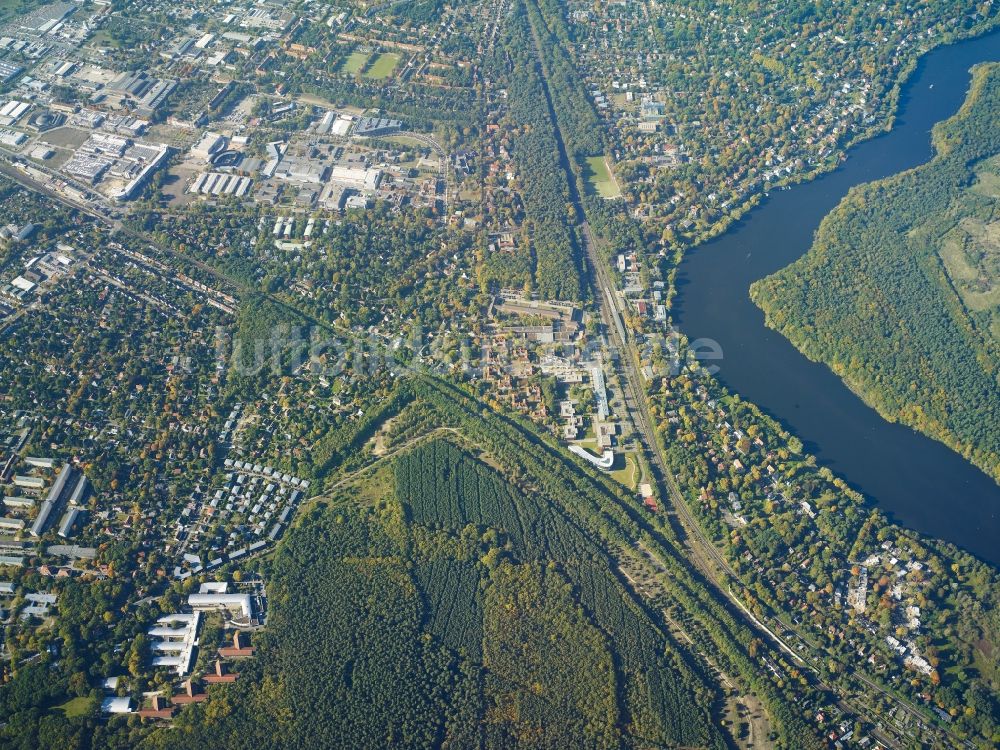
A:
518 5 963 746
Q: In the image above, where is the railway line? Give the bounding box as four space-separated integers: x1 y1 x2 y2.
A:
519 6 961 747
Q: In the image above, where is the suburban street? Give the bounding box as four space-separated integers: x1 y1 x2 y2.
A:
520 12 961 749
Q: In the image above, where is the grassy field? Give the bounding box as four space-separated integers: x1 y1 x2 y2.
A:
937 158 1000 323
971 155 1000 198
583 156 622 198
386 134 426 148
86 29 121 49
341 51 370 75
610 452 639 490
364 52 401 80
940 231 1000 314
54 696 94 718
40 126 90 149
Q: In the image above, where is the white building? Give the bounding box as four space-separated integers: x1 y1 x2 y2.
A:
149 611 200 676
101 697 132 714
188 592 254 620
569 445 615 470
190 131 226 161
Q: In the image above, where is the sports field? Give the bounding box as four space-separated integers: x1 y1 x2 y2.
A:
365 52 401 80
583 156 622 198
341 51 370 75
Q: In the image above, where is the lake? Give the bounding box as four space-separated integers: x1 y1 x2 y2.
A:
672 29 1000 566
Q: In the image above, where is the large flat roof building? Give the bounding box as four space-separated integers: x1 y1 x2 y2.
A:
67 476 87 506
353 116 402 137
3 497 34 509
24 457 56 469
191 132 226 161
101 697 132 715
12 475 44 489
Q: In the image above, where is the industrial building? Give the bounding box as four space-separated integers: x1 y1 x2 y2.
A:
0 61 23 83
0 128 26 147
190 132 227 161
327 165 382 192
273 155 329 184
111 144 170 202
106 70 177 117
63 133 128 183
63 134 170 201
189 172 253 198
0 99 30 126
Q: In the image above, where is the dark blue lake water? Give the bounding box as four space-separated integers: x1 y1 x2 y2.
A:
673 29 1000 565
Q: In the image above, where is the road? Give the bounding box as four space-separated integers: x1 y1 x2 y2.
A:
519 6 960 748
0 14 954 744
395 130 452 216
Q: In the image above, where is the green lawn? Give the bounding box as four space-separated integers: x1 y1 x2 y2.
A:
341 51 370 75
364 52 401 80
583 156 622 199
86 29 121 49
55 696 95 718
610 452 639 490
386 135 426 148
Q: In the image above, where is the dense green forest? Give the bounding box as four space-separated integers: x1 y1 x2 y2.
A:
479 0 585 301
752 63 1000 483
406 378 826 748
119 378 832 750
137 438 724 749
398 440 718 747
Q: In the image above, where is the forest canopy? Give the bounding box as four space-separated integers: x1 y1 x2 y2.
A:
138 438 725 749
752 63 1000 483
